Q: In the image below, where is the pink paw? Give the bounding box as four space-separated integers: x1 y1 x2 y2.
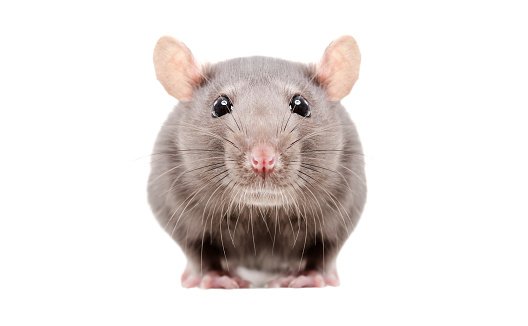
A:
181 270 250 289
267 270 340 288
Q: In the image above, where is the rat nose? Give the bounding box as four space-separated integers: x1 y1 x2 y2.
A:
249 144 276 174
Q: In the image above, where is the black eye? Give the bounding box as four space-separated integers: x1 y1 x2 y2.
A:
212 96 233 118
289 95 311 117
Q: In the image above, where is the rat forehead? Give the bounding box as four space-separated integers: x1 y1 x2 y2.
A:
209 81 312 102
204 56 315 97
208 56 312 83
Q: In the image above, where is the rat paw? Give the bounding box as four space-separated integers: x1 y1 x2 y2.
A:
267 270 340 288
181 270 250 289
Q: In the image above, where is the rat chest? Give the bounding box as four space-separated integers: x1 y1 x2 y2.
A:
216 212 318 272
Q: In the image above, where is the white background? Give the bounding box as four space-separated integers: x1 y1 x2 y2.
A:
1 0 527 325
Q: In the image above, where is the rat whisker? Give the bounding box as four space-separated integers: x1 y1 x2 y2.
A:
165 169 229 234
297 162 355 195
169 122 243 153
171 172 230 237
227 105 242 133
133 152 168 162
224 182 243 247
297 170 350 234
178 175 230 223
162 161 231 203
299 151 365 160
294 179 317 248
250 208 256 256
282 108 295 133
297 180 319 246
278 101 290 135
295 176 326 270
301 149 365 155
149 149 228 156
232 191 245 238
200 210 211 275
285 123 343 151
258 205 273 242
150 155 230 186
292 184 310 271
277 187 296 239
206 181 233 247
215 114 238 134
147 152 230 165
287 115 307 134
201 178 227 226
216 178 238 233
283 186 301 248
299 164 358 222
299 210 308 271
219 204 230 272
300 157 366 186
298 152 366 165
271 204 279 255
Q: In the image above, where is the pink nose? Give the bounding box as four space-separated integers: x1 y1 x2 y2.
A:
249 144 276 174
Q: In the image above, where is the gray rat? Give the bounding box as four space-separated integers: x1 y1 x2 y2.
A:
148 35 366 288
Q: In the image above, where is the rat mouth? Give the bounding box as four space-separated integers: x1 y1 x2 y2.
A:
238 187 285 206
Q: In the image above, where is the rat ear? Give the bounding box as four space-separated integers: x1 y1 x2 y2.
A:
316 35 361 100
153 36 202 101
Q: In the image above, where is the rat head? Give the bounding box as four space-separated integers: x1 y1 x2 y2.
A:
153 36 361 208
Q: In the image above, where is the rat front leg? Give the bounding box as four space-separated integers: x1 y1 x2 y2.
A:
180 240 250 289
266 267 339 288
267 243 340 288
181 265 250 289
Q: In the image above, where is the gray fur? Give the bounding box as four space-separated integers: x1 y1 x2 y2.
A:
148 55 366 280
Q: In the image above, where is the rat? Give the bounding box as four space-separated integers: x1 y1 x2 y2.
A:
147 35 366 288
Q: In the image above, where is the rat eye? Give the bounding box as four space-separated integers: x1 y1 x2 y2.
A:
289 95 311 117
212 96 233 118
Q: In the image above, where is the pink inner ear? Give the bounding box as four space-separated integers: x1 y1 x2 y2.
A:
316 36 361 100
168 50 202 101
316 59 331 87
154 36 202 101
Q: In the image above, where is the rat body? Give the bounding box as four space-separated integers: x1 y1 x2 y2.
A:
148 36 366 288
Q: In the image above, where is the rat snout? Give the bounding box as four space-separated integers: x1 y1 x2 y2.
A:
249 144 276 175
